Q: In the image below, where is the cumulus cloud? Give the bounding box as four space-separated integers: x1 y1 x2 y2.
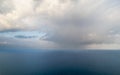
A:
0 0 14 14
0 0 120 49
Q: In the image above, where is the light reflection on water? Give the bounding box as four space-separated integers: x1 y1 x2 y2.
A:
0 50 120 75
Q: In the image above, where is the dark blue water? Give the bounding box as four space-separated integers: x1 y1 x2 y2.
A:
0 49 120 75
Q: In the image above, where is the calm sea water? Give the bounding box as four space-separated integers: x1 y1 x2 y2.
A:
0 49 120 75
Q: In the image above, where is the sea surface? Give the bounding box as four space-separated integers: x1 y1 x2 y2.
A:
0 49 120 75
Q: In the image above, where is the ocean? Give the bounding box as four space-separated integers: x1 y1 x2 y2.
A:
0 49 120 75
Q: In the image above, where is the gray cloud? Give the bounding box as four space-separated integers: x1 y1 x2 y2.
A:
0 29 21 33
0 0 14 14
14 35 37 39
0 0 120 49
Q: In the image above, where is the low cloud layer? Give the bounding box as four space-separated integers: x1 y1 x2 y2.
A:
14 35 37 39
0 0 120 49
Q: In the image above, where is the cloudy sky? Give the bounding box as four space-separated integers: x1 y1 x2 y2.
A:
0 0 120 50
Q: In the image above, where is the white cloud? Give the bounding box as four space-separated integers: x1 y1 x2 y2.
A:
0 0 120 49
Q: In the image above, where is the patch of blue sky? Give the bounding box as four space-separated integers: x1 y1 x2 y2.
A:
0 31 47 39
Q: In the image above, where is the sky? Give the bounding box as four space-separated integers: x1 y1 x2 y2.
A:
0 0 120 50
